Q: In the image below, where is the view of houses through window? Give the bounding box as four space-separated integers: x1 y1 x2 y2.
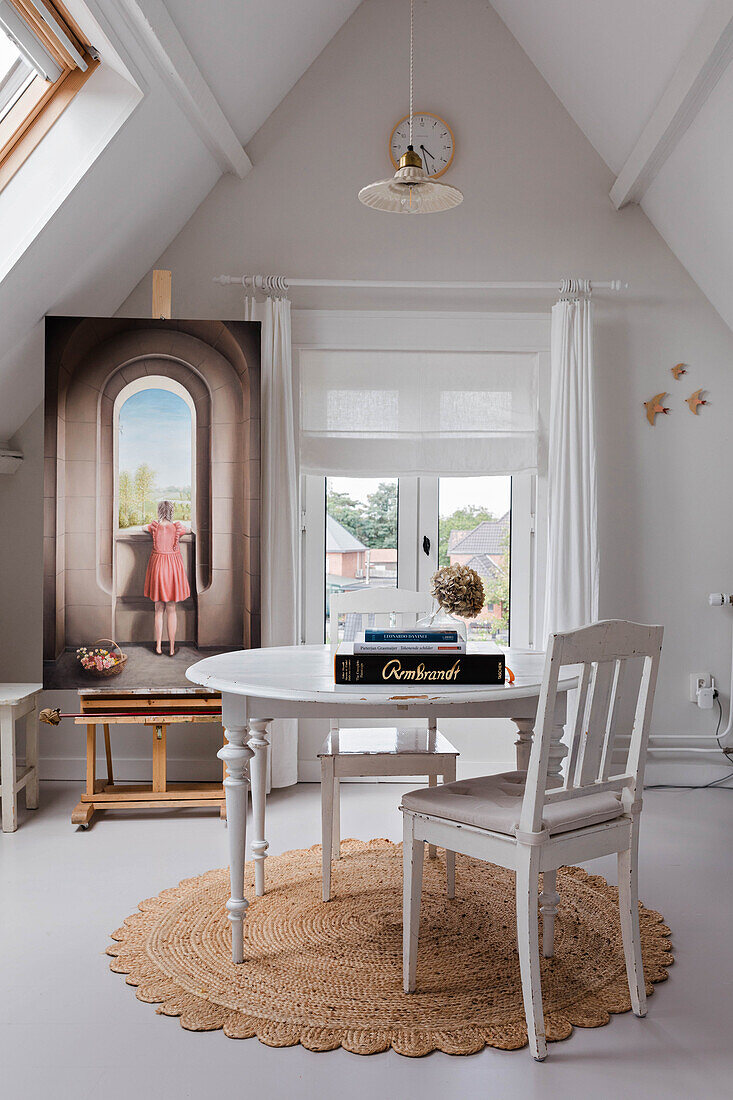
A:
439 476 511 643
324 475 510 644
326 477 398 642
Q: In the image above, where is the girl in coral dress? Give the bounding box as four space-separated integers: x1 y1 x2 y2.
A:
144 500 190 656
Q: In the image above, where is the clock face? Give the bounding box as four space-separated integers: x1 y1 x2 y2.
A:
389 113 455 178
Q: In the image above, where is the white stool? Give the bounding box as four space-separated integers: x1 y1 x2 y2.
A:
0 683 42 831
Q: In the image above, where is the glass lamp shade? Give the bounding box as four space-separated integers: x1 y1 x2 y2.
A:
358 151 463 214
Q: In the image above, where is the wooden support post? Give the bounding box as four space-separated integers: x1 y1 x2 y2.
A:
152 269 172 319
152 723 167 792
103 723 113 785
85 724 96 796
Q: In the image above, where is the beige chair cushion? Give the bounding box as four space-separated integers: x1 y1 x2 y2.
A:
402 771 624 836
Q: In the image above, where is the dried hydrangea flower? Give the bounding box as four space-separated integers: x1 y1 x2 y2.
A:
431 564 485 619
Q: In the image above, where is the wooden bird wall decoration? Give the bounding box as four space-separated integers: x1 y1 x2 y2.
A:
644 393 670 425
671 363 687 380
686 388 708 414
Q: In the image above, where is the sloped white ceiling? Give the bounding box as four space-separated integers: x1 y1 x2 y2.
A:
4 0 733 444
489 0 733 332
489 0 709 174
164 0 362 144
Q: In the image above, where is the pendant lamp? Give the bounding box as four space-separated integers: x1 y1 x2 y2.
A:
358 0 463 214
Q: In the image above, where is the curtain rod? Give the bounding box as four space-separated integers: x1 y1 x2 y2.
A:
213 275 628 294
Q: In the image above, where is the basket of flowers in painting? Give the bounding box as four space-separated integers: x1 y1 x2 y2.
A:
76 639 128 678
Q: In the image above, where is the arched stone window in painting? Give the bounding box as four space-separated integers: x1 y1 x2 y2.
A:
116 379 195 531
113 378 197 646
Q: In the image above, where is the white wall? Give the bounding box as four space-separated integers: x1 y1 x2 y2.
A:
3 0 733 782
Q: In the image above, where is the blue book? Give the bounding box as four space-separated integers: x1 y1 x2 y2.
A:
363 629 459 643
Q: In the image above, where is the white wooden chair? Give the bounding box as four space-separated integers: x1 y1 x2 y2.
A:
401 619 663 1061
320 587 459 902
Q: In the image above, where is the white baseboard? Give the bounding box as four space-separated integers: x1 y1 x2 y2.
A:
36 743 733 790
39 755 221 783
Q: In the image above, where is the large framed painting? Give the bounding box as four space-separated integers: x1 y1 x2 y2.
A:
43 317 261 689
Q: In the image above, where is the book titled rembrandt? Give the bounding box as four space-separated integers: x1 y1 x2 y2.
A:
334 650 504 685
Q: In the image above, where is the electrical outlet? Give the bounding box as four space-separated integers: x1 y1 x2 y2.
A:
689 673 712 703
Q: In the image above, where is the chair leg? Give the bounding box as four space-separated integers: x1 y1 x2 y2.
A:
540 869 559 958
403 812 425 993
320 757 334 902
516 846 546 1061
427 774 437 859
444 759 457 896
332 778 341 859
446 850 456 899
618 826 646 1017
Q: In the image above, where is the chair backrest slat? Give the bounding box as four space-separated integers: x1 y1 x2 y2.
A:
575 659 616 786
563 661 592 789
329 588 432 650
518 620 663 835
599 657 635 780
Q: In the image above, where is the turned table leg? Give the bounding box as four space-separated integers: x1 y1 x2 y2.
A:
547 721 568 787
249 719 272 897
513 706 568 786
218 720 254 964
513 718 534 772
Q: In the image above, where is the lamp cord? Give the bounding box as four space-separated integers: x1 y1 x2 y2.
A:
409 0 414 147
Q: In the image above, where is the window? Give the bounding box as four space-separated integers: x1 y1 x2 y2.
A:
115 380 195 532
0 0 98 190
325 476 398 643
296 310 549 649
305 474 524 647
439 476 511 644
0 25 33 122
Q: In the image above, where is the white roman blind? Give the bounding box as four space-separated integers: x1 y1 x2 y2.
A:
299 348 538 477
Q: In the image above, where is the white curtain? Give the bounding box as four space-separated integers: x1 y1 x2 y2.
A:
300 348 538 476
543 295 599 637
245 295 299 788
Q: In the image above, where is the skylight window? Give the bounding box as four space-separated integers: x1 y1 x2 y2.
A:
0 30 34 123
0 1 98 190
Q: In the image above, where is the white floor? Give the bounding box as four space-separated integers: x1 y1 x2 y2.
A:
1 781 732 1100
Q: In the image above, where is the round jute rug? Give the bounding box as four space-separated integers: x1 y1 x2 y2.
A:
107 838 672 1056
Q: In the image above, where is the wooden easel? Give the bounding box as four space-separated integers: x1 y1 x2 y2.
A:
70 271 227 828
152 268 172 319
71 690 226 827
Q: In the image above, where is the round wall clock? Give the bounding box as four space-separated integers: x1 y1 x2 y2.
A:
389 113 455 178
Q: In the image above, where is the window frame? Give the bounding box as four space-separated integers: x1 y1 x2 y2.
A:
302 472 535 647
0 0 98 191
294 308 551 649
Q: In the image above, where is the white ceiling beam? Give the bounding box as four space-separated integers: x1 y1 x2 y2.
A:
610 0 733 209
113 0 251 178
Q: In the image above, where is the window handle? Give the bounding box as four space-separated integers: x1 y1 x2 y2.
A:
422 535 431 556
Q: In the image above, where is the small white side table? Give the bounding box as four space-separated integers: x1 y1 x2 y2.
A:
0 683 42 831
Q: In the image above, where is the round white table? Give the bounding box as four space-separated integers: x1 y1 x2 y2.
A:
187 644 576 963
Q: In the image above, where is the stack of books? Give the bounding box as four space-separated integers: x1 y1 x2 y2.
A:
334 627 505 685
